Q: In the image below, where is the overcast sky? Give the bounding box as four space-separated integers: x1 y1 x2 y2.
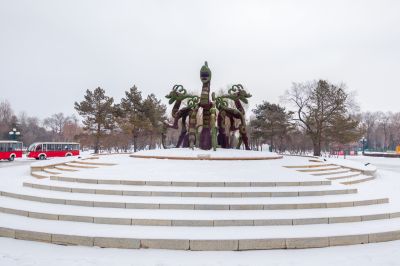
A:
0 0 399 119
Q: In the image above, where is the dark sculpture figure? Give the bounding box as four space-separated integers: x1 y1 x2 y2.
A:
162 62 251 150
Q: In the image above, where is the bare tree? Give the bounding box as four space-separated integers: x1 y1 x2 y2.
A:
43 113 74 141
0 100 14 138
283 80 358 156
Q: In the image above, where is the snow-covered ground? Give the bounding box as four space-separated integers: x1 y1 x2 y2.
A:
1 152 400 265
1 237 400 266
134 148 280 159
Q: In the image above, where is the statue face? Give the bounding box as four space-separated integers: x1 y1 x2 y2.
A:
200 62 211 84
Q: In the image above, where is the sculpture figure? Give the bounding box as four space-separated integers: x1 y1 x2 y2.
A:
162 62 251 150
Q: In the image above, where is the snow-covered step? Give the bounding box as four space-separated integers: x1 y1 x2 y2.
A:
284 164 335 169
2 212 400 250
31 171 53 179
341 176 376 185
42 168 62 175
64 163 98 169
0 188 389 211
327 171 362 180
71 160 117 166
53 165 78 172
23 180 358 198
49 175 332 187
0 195 397 227
297 166 342 172
311 169 352 176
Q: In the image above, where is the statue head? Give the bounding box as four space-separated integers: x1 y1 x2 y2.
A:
165 85 187 104
228 84 252 104
200 61 212 84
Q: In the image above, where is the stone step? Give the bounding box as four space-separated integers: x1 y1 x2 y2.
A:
341 176 376 185
22 181 358 198
0 188 389 210
71 161 117 166
327 172 362 180
31 171 52 179
311 169 352 176
49 175 332 187
297 166 342 172
2 212 400 250
42 168 62 175
64 163 98 169
53 165 78 172
284 164 335 169
0 196 397 227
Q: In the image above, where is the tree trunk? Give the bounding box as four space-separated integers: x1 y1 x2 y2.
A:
313 138 321 156
95 124 101 154
133 134 137 152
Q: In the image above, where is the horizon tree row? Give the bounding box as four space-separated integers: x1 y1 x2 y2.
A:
249 80 363 156
74 86 167 153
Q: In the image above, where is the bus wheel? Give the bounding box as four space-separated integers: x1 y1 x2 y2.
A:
66 154 71 157
9 155 15 162
39 155 46 160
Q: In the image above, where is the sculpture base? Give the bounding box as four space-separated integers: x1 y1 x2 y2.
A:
130 148 282 161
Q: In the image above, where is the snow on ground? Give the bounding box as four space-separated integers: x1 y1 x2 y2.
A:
1 237 400 266
56 153 324 182
1 152 400 265
134 148 280 158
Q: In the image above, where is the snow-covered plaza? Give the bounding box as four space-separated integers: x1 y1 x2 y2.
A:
1 150 400 265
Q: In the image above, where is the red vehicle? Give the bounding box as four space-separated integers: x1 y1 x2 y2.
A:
27 142 80 160
0 141 23 161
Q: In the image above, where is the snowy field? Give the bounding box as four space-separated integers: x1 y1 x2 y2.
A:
1 237 400 266
1 152 400 265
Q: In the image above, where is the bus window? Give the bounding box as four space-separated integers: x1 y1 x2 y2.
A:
36 144 42 151
28 144 36 152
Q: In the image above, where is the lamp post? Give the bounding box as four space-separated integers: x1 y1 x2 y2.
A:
9 128 20 140
361 137 366 155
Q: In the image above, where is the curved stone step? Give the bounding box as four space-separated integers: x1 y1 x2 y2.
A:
42 168 62 175
23 181 357 198
31 171 52 179
0 189 389 210
341 176 376 185
327 172 362 180
2 212 400 250
311 169 352 176
72 161 117 166
54 165 78 172
297 166 342 173
49 175 332 187
64 163 98 169
0 196 397 227
284 164 334 169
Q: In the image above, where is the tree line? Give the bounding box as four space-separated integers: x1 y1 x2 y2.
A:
0 100 81 145
2 79 395 156
74 86 167 153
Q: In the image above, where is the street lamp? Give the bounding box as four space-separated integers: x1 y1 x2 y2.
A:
360 137 366 155
9 128 20 140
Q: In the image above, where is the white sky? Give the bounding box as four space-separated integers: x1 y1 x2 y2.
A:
0 0 399 119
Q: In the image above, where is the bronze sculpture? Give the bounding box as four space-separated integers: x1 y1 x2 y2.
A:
163 62 251 150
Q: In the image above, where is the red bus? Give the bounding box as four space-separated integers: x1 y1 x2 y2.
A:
0 141 23 161
27 142 80 160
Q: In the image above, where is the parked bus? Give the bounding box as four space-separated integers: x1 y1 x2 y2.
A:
27 142 80 160
0 141 23 161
